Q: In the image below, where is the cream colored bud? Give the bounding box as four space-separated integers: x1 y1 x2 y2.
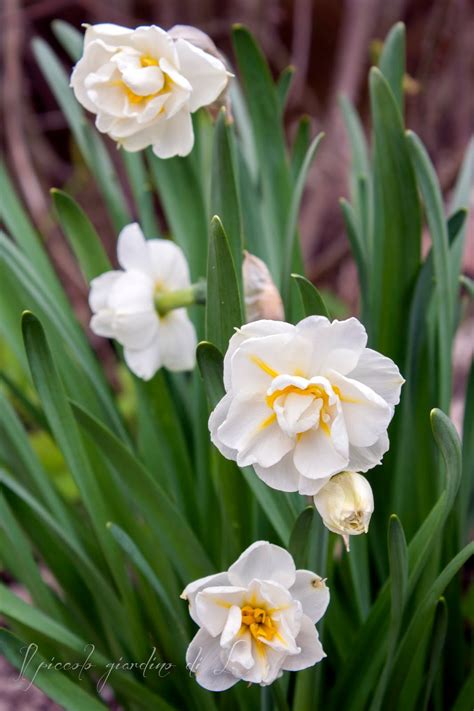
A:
242 251 285 323
313 472 374 544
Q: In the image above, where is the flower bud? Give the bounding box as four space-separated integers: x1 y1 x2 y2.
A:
243 251 284 323
313 472 374 546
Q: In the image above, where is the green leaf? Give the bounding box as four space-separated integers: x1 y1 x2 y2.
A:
232 25 291 280
211 109 243 291
406 130 453 409
291 115 311 182
71 401 213 580
51 189 111 282
460 275 474 298
0 629 108 711
52 19 83 61
378 22 406 114
196 341 225 408
370 515 408 711
147 151 208 280
339 96 370 205
21 312 123 583
328 409 462 710
277 66 295 113
292 273 330 318
0 161 70 310
206 216 243 353
289 506 315 568
385 542 473 710
421 597 448 711
240 467 296 545
369 67 421 363
120 151 161 239
282 132 324 304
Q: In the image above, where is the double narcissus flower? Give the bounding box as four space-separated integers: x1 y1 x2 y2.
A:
89 223 197 379
182 541 329 690
70 24 229 158
209 317 404 496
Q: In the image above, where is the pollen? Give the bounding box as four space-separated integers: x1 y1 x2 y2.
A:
240 605 277 642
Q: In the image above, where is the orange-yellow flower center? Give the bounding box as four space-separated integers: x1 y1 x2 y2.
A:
240 605 277 641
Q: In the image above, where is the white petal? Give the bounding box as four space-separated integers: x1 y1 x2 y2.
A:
293 416 349 481
228 541 296 588
290 571 330 623
329 370 393 447
223 321 295 391
297 474 331 496
220 605 242 647
70 41 115 112
119 121 165 152
253 451 301 493
89 270 122 312
158 310 197 372
90 311 115 339
224 629 254 674
186 628 237 691
228 331 311 397
297 316 367 376
347 348 405 407
107 273 157 349
122 65 164 96
209 393 236 461
117 223 150 273
347 431 389 472
181 572 230 626
151 108 194 159
84 24 134 49
130 26 178 66
216 395 293 468
124 337 162 381
281 615 325 671
195 586 247 637
174 38 229 112
147 239 191 289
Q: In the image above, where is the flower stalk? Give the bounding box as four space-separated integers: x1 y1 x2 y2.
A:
154 280 206 316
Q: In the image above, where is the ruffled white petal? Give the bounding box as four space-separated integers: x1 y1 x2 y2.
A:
293 417 349 482
281 615 325 671
228 542 296 588
174 38 228 111
151 108 194 159
88 270 122 312
347 347 404 407
116 223 150 273
158 310 197 371
123 337 162 381
181 571 230 626
253 451 301 492
290 571 330 623
297 316 367 376
329 370 393 447
147 239 191 289
347 432 389 472
186 628 238 691
195 586 246 637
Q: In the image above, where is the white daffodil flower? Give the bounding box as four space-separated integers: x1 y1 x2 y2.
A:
70 24 229 158
209 317 404 495
314 471 374 546
89 223 197 379
182 541 329 690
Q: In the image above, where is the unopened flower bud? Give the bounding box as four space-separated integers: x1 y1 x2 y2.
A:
313 472 374 547
243 251 284 323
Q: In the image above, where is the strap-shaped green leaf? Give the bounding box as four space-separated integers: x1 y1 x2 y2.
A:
379 22 406 115
206 216 243 353
196 341 225 409
52 189 111 282
292 273 330 318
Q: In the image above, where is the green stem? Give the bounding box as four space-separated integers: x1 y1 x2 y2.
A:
154 280 206 316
